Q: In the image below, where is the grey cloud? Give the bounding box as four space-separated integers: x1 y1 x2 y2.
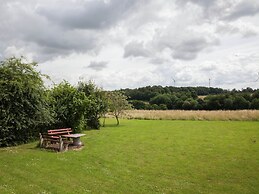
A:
199 63 218 72
38 0 138 30
223 0 259 21
87 61 108 71
180 0 259 21
0 0 142 62
124 41 151 58
176 0 216 8
149 57 167 65
152 26 219 61
216 21 259 37
171 38 210 60
0 1 103 62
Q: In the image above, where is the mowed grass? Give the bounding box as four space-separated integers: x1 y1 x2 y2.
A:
0 119 259 194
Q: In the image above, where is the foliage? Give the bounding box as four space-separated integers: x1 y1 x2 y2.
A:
150 94 172 108
120 85 259 110
107 91 131 125
47 81 108 131
251 98 259 109
47 82 89 132
0 57 52 146
182 98 199 110
78 81 108 129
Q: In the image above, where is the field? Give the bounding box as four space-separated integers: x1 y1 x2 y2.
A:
0 119 259 193
124 110 259 121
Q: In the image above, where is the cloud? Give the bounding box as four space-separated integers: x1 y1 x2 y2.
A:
0 0 103 62
37 0 138 30
86 61 108 71
0 0 258 89
151 24 219 60
222 0 259 21
216 20 259 37
180 0 259 21
124 41 151 58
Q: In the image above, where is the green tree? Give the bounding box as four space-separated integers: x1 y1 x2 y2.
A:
223 98 234 110
252 90 259 99
251 98 259 109
150 94 172 109
107 91 131 125
233 96 250 110
0 57 52 146
78 81 108 128
130 100 148 109
48 82 89 132
182 98 198 110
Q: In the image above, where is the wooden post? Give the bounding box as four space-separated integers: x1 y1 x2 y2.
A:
39 133 43 147
59 136 63 152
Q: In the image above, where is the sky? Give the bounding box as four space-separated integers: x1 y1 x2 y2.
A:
1 0 259 90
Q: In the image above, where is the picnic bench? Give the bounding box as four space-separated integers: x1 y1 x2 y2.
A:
39 128 85 152
39 128 73 152
48 128 72 138
39 133 71 152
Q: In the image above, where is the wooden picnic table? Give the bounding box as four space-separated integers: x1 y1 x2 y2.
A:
62 134 86 146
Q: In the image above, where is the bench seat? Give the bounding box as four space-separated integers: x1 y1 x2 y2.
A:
39 133 72 152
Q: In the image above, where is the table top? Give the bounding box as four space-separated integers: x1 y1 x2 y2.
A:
62 134 85 138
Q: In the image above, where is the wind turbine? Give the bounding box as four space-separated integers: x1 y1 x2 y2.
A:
209 78 211 88
172 78 176 87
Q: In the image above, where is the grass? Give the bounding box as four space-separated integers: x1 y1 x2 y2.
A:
124 110 259 121
0 119 259 193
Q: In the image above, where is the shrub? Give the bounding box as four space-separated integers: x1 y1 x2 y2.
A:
47 82 89 132
0 57 52 147
78 81 108 129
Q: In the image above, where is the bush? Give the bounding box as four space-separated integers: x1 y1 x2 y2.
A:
0 57 52 147
78 81 108 129
47 82 89 132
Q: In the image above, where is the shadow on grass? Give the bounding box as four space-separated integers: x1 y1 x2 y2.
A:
101 124 125 128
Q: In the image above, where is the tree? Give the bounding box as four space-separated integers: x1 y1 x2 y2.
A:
150 94 172 109
78 81 108 128
182 98 198 110
47 82 89 132
0 57 52 146
233 96 250 110
130 100 148 110
251 98 259 109
107 91 131 125
252 90 259 99
223 98 234 110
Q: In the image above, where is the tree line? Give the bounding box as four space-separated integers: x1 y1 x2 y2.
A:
120 85 259 110
0 57 130 147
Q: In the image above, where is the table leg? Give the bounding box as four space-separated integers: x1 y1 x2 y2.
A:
73 137 83 146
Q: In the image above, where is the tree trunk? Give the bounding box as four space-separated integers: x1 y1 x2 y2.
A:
102 115 106 127
115 116 119 125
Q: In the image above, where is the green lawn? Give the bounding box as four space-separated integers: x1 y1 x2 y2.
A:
0 119 259 193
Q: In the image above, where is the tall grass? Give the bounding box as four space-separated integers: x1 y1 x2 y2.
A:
123 110 259 121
